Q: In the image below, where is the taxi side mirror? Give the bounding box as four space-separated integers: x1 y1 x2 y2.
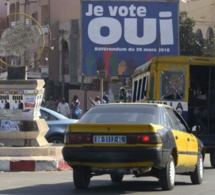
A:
191 125 201 133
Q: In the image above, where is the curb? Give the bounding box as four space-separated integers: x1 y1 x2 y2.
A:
0 156 72 172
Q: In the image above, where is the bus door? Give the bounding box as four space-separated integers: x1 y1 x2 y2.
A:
158 63 189 121
189 65 215 134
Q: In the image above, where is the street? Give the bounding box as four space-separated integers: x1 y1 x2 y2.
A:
0 154 215 195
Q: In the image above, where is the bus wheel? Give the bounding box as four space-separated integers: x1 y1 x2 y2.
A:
210 149 215 168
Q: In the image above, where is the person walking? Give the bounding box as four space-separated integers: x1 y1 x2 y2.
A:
70 95 80 119
18 100 23 109
46 96 56 111
57 97 70 118
103 94 110 103
5 100 10 109
95 96 101 104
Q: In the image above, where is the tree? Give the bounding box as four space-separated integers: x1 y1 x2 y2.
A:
202 37 215 57
179 11 202 56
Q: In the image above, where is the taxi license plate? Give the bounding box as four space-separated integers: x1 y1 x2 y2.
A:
93 135 126 143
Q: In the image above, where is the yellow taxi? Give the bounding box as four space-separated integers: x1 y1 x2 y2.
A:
62 103 205 191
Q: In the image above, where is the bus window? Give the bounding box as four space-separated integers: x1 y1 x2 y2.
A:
132 74 149 102
161 71 185 100
137 78 142 101
141 76 148 100
133 80 138 102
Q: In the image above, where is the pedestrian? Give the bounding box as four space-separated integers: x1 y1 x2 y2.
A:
46 96 56 111
103 94 110 103
13 100 19 110
55 97 61 108
0 100 5 109
5 100 10 109
18 100 23 109
95 96 101 104
57 97 70 118
70 95 80 119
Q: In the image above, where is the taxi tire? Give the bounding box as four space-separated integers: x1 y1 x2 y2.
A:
159 155 175 191
190 154 203 184
73 166 91 189
110 173 124 183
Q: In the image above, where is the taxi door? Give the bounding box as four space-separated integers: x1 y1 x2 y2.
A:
175 109 198 166
172 110 198 167
186 133 198 166
164 107 197 167
172 130 198 166
172 130 190 166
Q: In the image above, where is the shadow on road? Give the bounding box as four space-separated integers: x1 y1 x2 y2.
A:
0 179 194 195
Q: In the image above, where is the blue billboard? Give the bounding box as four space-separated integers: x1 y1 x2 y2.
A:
82 1 179 76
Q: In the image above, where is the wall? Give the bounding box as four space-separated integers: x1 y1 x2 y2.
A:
49 0 81 83
0 1 7 18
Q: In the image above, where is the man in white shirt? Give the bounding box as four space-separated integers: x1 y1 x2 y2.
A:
57 97 70 118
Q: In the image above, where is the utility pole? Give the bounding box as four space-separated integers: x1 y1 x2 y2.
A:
60 29 65 98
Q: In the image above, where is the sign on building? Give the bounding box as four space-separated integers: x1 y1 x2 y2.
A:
82 1 179 76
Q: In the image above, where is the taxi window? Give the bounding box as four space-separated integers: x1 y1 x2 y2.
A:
80 105 159 124
161 71 185 100
173 110 189 132
162 107 173 129
164 107 180 130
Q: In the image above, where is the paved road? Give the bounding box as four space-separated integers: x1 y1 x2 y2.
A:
0 154 214 195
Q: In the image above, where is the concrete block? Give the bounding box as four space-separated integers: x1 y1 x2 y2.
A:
0 119 49 147
35 160 58 171
0 145 63 157
36 119 49 132
0 160 10 171
10 139 26 147
20 120 48 132
0 79 45 89
0 139 26 147
35 137 49 146
25 132 39 139
8 132 17 139
16 131 26 139
0 132 8 139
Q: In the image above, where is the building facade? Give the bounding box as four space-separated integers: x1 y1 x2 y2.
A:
1 0 215 101
1 0 81 100
180 0 215 40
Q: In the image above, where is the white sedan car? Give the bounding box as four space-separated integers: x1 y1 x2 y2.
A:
40 107 78 143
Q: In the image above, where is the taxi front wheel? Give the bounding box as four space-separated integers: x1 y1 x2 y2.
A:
159 155 175 191
190 154 203 184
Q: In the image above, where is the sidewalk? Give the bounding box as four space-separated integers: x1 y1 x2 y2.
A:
0 145 72 172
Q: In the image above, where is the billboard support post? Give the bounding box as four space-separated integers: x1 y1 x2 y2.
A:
97 70 106 104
